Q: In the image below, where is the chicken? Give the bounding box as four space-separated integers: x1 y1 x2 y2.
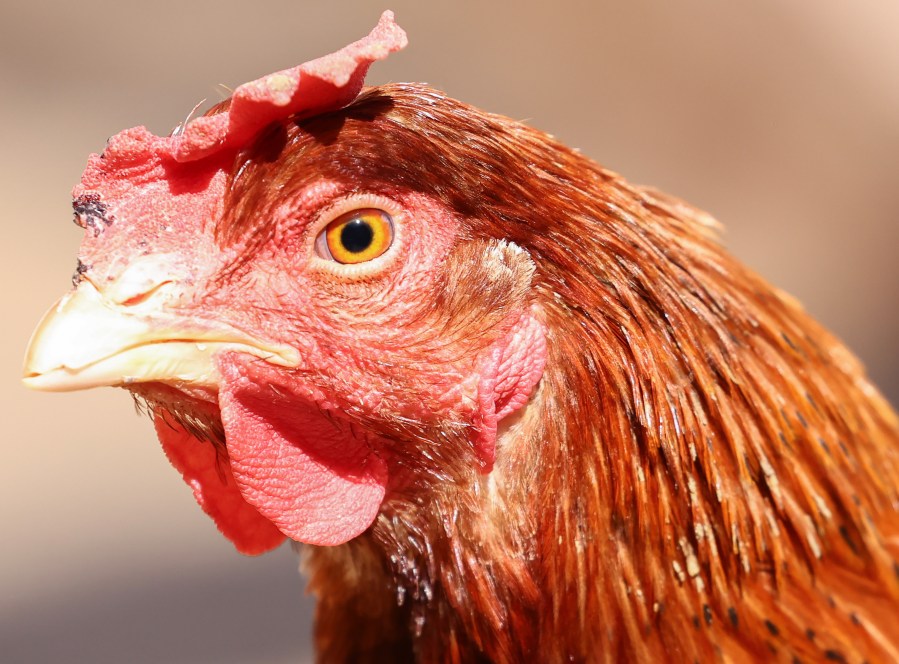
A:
22 11 899 663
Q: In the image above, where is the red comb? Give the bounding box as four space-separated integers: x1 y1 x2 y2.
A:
172 11 406 162
100 11 406 167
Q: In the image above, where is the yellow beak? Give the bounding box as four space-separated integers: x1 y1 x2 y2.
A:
23 280 299 392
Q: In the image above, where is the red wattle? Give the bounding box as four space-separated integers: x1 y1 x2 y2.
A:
154 415 286 555
217 360 388 547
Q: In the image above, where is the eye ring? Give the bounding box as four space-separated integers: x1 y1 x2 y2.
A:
315 208 394 264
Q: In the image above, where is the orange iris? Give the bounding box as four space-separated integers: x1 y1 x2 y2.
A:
323 209 394 264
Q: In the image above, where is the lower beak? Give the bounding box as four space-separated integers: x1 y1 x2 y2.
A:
23 281 298 392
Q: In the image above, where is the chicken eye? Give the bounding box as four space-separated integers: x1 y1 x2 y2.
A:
317 208 394 264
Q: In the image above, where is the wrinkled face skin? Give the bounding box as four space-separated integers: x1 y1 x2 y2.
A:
24 104 546 554
202 184 469 421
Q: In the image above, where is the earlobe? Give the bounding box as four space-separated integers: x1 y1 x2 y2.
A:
473 309 547 472
436 239 547 471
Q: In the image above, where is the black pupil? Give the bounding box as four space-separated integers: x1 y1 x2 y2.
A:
340 218 375 253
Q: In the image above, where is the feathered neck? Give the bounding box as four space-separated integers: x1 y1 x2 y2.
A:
285 82 899 661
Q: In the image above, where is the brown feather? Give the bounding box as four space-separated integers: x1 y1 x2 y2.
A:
229 84 899 662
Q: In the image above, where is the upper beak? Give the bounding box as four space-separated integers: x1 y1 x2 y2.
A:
23 280 299 393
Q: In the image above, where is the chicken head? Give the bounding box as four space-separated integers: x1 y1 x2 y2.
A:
23 12 547 553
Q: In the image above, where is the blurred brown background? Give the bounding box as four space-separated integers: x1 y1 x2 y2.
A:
3 1 897 662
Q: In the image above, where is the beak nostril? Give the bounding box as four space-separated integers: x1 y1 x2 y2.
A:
100 254 186 306
120 280 174 307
